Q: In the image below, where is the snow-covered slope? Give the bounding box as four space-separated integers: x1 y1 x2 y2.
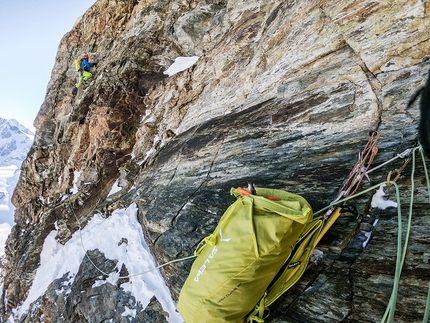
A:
15 204 183 323
0 118 34 167
0 118 33 254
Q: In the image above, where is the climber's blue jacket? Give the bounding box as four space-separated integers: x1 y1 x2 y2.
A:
80 58 94 71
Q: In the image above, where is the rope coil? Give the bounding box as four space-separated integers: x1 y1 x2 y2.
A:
322 131 380 219
313 146 430 323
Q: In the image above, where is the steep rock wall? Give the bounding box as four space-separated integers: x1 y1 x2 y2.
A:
2 0 430 322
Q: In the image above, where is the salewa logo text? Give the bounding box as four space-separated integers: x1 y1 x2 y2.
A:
193 228 232 283
194 245 218 282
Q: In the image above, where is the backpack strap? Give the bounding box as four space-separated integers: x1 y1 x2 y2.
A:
247 296 267 322
246 207 342 322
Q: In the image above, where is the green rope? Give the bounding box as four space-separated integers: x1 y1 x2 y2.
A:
315 146 430 323
424 282 430 323
314 182 392 217
314 176 404 323
422 264 430 319
420 147 430 205
381 146 418 323
379 146 430 323
379 180 403 323
420 146 430 323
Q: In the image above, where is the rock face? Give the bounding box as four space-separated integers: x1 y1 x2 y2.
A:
2 0 430 322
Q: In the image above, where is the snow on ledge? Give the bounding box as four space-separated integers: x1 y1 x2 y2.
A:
371 184 398 210
164 56 199 76
14 203 183 323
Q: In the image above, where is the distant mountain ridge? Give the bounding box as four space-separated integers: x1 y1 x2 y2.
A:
0 117 33 228
0 118 34 167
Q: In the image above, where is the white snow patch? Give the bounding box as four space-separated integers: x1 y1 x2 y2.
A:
362 231 372 248
108 179 122 196
144 115 156 123
0 165 18 213
310 248 324 263
0 222 11 256
0 165 19 256
371 184 398 210
70 171 81 195
140 148 154 165
122 306 137 318
164 56 199 76
15 203 184 323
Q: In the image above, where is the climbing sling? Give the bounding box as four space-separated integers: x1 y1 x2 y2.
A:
176 187 340 323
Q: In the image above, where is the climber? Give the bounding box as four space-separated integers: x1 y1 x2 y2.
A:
72 54 96 95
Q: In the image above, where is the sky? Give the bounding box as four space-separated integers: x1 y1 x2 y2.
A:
0 0 96 132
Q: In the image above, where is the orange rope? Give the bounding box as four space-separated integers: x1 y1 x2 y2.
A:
323 131 380 219
338 131 380 197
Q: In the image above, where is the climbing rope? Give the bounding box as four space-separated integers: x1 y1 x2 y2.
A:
380 146 428 323
321 131 380 220
418 147 430 323
66 197 196 279
420 146 430 323
313 143 430 323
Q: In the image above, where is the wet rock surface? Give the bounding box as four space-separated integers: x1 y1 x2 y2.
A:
2 0 430 322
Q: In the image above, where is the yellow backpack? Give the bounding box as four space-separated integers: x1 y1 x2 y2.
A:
75 58 82 72
177 187 332 323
